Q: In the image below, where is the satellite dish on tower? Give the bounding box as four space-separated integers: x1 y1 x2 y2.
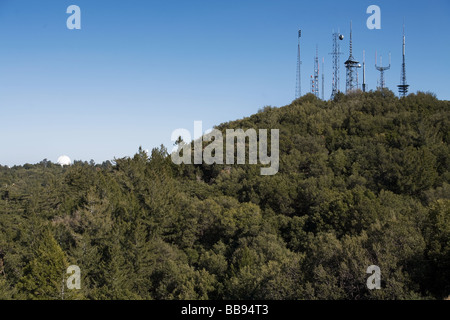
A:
339 34 344 40
57 155 71 167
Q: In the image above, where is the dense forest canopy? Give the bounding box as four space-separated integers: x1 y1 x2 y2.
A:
0 90 449 300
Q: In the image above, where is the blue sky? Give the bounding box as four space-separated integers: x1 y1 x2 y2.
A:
0 0 449 166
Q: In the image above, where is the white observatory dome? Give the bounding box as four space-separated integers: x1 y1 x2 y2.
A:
57 155 71 167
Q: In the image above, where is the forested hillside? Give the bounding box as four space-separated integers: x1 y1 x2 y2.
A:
0 90 449 300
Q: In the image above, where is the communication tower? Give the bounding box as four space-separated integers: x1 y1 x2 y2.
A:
397 24 409 97
362 50 367 92
313 45 320 98
321 57 325 100
375 51 391 90
344 21 361 93
295 30 302 99
330 30 344 99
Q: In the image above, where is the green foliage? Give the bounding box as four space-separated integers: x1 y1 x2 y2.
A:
0 92 449 299
16 229 68 300
424 200 450 298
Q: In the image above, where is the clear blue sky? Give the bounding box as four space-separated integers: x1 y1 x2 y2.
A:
0 0 449 166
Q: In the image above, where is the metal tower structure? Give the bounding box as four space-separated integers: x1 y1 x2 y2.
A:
397 24 409 97
375 52 391 90
362 50 366 92
344 21 361 93
330 30 343 99
312 45 320 98
321 57 325 100
295 30 302 99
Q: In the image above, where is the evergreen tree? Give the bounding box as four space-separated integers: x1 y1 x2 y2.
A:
17 229 68 300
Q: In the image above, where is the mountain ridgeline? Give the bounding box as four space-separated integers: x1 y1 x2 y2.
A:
0 90 449 300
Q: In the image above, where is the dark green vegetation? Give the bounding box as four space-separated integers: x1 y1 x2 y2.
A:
0 90 449 300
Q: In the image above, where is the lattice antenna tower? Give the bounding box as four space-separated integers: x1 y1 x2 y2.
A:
344 21 361 93
295 30 302 99
397 23 409 97
375 51 391 90
313 45 320 98
330 29 344 99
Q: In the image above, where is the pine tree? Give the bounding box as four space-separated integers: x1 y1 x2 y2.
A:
17 229 68 300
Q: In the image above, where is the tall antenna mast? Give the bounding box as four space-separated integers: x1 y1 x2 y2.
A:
344 21 361 93
322 57 325 100
295 30 302 99
330 29 343 99
375 51 391 90
362 50 366 92
397 22 409 97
